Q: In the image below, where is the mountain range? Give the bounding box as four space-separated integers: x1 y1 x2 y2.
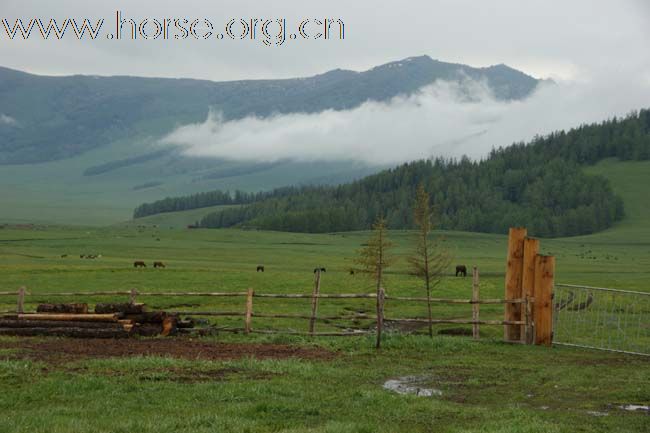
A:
0 55 543 224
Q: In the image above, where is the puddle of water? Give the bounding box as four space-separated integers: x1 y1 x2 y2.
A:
586 411 609 417
383 376 442 397
619 404 649 413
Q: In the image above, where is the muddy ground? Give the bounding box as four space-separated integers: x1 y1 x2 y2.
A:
0 337 335 364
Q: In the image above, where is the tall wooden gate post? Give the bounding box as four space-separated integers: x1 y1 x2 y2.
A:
504 228 527 341
522 238 540 344
533 255 555 346
309 270 322 335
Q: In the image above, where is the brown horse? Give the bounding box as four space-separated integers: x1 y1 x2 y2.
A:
153 261 166 268
455 265 467 277
134 261 147 268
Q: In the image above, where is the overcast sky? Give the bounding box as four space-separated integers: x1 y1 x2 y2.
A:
2 0 649 164
1 0 648 82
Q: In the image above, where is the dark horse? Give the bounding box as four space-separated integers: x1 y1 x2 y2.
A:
134 261 147 268
256 265 265 272
313 267 326 273
455 265 467 277
153 261 166 268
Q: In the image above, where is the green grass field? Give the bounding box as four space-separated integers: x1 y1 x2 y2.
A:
0 159 649 432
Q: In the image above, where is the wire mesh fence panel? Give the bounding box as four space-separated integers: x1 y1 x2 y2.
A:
553 284 650 356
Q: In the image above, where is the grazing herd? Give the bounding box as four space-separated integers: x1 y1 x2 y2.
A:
60 253 470 277
133 261 166 268
78 254 101 259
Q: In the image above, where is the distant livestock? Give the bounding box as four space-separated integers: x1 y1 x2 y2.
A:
134 261 147 268
349 269 355 275
455 265 467 277
313 267 326 273
61 254 68 258
153 261 166 268
256 265 265 272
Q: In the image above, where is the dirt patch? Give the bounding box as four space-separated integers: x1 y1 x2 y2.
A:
437 327 473 336
0 337 335 364
60 365 275 383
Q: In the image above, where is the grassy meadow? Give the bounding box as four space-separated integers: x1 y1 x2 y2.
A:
0 159 649 432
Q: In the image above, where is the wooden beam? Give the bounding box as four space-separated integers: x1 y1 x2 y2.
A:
309 269 321 335
376 287 385 349
522 238 540 344
472 267 480 340
244 287 254 334
17 313 120 322
534 255 555 346
504 227 527 341
16 287 26 314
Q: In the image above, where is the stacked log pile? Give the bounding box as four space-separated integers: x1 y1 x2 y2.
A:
0 302 192 338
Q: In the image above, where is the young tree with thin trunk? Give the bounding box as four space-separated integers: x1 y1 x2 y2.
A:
354 217 393 348
408 184 451 337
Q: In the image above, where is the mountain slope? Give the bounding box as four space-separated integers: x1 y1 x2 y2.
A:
0 56 541 165
0 56 543 225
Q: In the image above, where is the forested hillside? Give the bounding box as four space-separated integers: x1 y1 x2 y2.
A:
135 110 650 237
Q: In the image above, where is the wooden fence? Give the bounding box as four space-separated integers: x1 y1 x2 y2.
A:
1 267 539 347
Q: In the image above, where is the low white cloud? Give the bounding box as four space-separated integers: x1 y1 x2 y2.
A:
161 67 650 165
0 114 17 126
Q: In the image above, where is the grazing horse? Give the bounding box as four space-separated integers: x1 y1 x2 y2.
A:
256 265 265 272
134 261 147 268
455 265 467 277
349 269 355 275
313 267 327 273
153 261 166 268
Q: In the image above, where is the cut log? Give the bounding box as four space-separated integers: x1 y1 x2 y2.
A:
132 323 163 336
37 303 88 314
17 313 121 322
123 311 167 324
176 318 194 329
161 316 178 336
0 327 131 338
0 319 126 329
95 303 146 314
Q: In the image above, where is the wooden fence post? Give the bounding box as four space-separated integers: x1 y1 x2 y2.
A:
504 227 527 341
534 255 555 346
472 267 480 340
376 287 385 349
245 287 254 334
129 288 138 304
309 270 321 335
17 286 26 314
522 238 540 344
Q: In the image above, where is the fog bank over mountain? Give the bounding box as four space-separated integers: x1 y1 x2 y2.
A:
164 64 650 165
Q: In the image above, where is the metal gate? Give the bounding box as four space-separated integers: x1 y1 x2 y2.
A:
553 284 650 356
